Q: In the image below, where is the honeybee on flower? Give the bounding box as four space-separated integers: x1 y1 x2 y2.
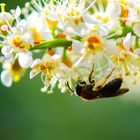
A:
1 0 140 99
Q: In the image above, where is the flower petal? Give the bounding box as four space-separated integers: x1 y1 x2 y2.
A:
1 71 12 87
18 53 33 68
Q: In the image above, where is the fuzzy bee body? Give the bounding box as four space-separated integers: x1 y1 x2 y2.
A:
76 78 129 100
67 65 129 100
76 84 99 100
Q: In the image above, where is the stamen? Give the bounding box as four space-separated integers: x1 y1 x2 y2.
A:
69 0 73 4
74 55 85 67
3 17 13 34
85 0 96 11
51 0 55 4
97 1 104 12
0 3 6 12
78 0 84 8
93 5 98 12
122 58 130 76
32 0 42 12
0 34 5 39
119 2 133 11
104 30 122 39
42 0 47 6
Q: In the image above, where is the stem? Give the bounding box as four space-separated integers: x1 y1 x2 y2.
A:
62 47 67 58
30 38 72 50
0 44 2 49
135 36 139 49
108 26 137 40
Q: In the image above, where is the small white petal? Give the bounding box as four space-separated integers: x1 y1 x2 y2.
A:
1 46 13 58
98 25 108 36
15 6 21 18
18 53 33 68
29 70 40 79
123 33 132 49
107 2 121 18
51 54 60 60
133 23 140 37
31 59 42 68
1 71 12 87
72 40 83 53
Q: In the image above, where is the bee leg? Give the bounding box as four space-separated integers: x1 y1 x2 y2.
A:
94 68 115 90
89 64 95 84
67 81 74 92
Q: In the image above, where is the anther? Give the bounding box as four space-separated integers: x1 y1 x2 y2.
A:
0 3 6 12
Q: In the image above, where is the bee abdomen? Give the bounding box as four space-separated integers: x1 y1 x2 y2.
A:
99 78 129 98
100 78 122 92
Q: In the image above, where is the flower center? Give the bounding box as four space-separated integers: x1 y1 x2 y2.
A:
30 27 43 45
85 35 102 53
66 7 82 25
95 13 110 24
33 59 59 74
11 35 31 51
10 60 24 82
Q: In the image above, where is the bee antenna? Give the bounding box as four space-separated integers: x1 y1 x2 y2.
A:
89 64 95 83
67 81 74 92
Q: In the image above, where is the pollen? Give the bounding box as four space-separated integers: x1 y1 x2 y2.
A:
10 60 24 82
120 0 129 23
30 27 43 45
57 33 66 38
45 17 58 27
95 14 110 24
117 41 126 51
0 3 6 12
85 35 102 53
67 7 82 25
48 47 55 56
62 56 73 68
136 8 140 16
67 46 73 52
122 9 129 23
33 59 59 74
0 3 13 31
11 35 31 51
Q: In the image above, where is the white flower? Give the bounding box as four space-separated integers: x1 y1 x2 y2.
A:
18 52 33 68
1 70 12 87
0 59 25 87
123 32 132 49
72 40 84 53
83 1 121 36
15 6 21 19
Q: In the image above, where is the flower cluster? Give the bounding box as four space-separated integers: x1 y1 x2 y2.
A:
1 0 140 94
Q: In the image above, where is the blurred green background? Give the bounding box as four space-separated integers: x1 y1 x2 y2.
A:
1 0 140 140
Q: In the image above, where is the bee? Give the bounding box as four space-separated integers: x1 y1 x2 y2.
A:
67 65 129 100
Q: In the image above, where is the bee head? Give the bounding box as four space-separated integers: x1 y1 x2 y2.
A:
75 81 86 96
